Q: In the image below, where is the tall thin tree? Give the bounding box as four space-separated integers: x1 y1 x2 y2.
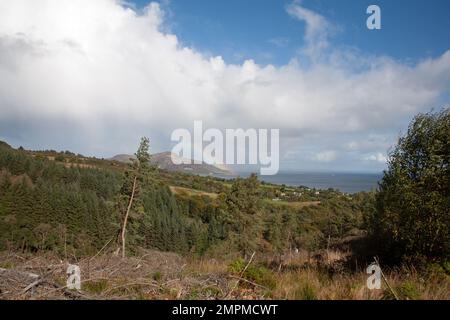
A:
116 137 151 258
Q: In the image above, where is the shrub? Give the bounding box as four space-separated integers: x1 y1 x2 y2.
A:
229 258 276 290
371 108 450 264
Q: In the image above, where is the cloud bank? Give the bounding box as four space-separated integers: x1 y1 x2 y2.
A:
0 0 449 171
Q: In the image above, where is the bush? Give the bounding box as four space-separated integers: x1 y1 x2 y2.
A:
229 258 276 290
370 108 450 264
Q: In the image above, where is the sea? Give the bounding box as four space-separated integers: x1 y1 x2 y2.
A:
215 172 383 194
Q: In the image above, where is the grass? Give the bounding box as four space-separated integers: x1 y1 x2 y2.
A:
169 186 218 199
191 254 450 300
1 251 448 300
295 284 317 300
263 199 321 209
83 279 109 294
169 185 322 210
0 261 14 269
151 271 162 282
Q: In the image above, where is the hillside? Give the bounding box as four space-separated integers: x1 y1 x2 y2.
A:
0 139 368 259
110 152 233 176
0 131 448 300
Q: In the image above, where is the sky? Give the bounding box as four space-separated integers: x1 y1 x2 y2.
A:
0 0 449 173
133 0 450 65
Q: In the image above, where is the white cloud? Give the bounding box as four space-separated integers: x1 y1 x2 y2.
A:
286 1 330 58
314 150 337 163
364 153 388 164
0 0 448 171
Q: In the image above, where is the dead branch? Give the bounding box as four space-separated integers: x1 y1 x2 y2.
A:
21 279 43 294
374 256 400 300
225 251 255 299
118 176 137 259
228 275 269 290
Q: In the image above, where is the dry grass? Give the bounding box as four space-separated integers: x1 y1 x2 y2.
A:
169 186 218 199
0 250 448 300
0 250 230 300
268 252 450 300
270 266 450 300
264 199 321 209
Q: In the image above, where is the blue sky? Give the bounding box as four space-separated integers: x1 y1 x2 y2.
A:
133 0 450 66
0 0 449 173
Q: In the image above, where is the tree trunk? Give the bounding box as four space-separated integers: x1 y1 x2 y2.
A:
119 176 137 258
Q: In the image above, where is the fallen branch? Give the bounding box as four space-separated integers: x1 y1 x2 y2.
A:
20 269 62 297
21 279 43 294
228 275 269 290
89 237 115 262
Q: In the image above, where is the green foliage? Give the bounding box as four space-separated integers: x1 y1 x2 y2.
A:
0 141 12 150
54 155 65 162
0 141 210 257
224 174 263 256
383 281 422 300
151 271 162 281
83 279 109 294
228 258 247 274
396 281 422 300
294 284 317 300
370 108 449 264
0 147 120 255
0 137 373 260
229 258 276 289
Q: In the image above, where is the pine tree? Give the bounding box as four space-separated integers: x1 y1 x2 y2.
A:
116 137 151 258
225 173 262 257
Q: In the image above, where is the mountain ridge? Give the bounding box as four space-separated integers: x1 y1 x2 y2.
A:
110 151 233 176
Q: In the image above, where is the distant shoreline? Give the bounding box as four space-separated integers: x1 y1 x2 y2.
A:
212 172 382 194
